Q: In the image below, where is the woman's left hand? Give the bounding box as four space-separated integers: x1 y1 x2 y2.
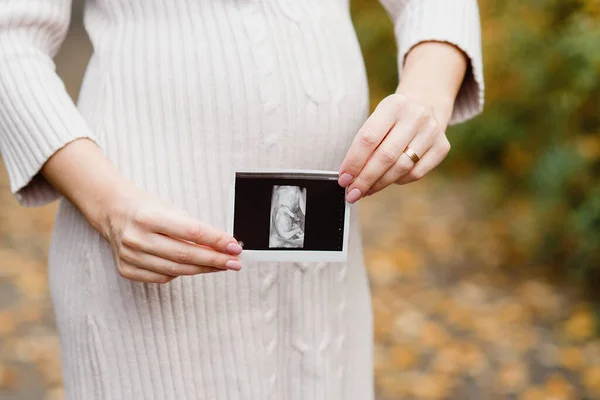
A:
338 93 451 203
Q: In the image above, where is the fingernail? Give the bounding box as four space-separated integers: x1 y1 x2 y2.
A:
226 242 243 255
346 188 362 203
338 173 353 187
225 260 242 270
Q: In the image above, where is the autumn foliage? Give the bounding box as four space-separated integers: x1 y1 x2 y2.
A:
353 0 600 281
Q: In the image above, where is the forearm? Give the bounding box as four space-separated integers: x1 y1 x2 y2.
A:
40 138 134 234
396 41 469 126
281 207 296 218
283 228 303 240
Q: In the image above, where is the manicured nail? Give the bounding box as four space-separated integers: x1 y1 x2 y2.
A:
346 188 362 204
226 242 243 255
338 173 353 187
225 260 242 270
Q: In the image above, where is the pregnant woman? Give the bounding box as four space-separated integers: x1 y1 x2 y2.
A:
0 1 483 399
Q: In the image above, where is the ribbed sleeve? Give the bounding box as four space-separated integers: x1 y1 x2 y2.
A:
0 0 97 207
380 0 485 124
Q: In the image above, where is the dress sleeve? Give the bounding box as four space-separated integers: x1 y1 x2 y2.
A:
0 0 98 207
378 0 485 125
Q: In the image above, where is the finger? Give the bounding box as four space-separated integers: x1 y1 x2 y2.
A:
119 263 175 284
140 209 241 255
122 232 242 270
366 122 439 196
338 95 403 187
345 117 422 202
396 136 451 185
121 249 226 276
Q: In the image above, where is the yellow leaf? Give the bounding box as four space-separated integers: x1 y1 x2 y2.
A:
544 373 575 400
431 344 463 376
563 307 595 342
519 386 547 400
15 271 48 300
0 249 41 280
459 343 489 378
391 247 423 278
15 302 43 324
583 366 600 396
518 280 562 321
37 356 63 387
473 315 504 343
373 344 392 375
390 344 419 370
366 250 399 286
499 302 531 326
419 321 450 350
410 373 453 400
0 311 17 336
373 307 394 342
377 372 410 399
559 346 585 371
0 364 20 389
498 362 529 394
575 135 600 161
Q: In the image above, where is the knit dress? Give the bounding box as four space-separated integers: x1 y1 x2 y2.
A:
0 0 484 398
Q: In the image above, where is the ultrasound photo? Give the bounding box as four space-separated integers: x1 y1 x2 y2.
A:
269 185 307 249
228 170 350 262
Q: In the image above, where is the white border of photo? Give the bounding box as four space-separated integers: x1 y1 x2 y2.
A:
227 169 351 263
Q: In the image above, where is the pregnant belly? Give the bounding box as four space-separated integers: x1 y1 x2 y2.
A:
76 13 370 208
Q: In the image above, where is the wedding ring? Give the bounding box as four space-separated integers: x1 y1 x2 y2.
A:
403 146 420 164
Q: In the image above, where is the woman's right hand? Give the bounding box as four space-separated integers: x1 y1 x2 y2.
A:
98 186 243 284
40 139 243 284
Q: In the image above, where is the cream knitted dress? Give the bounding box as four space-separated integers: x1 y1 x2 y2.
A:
0 0 483 398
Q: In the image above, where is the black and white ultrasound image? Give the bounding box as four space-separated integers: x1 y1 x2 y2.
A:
233 172 345 252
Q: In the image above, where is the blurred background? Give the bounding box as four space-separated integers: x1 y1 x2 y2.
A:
1 0 599 399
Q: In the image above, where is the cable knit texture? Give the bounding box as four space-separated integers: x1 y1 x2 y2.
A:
0 0 483 399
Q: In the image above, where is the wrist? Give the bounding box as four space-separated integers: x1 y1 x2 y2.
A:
396 41 469 127
83 177 140 239
395 85 454 128
40 138 139 238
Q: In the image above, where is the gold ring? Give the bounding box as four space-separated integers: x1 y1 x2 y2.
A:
403 146 420 164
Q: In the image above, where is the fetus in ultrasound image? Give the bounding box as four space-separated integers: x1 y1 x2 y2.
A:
269 185 307 248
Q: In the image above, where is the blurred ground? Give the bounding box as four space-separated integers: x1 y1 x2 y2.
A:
1 2 600 400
